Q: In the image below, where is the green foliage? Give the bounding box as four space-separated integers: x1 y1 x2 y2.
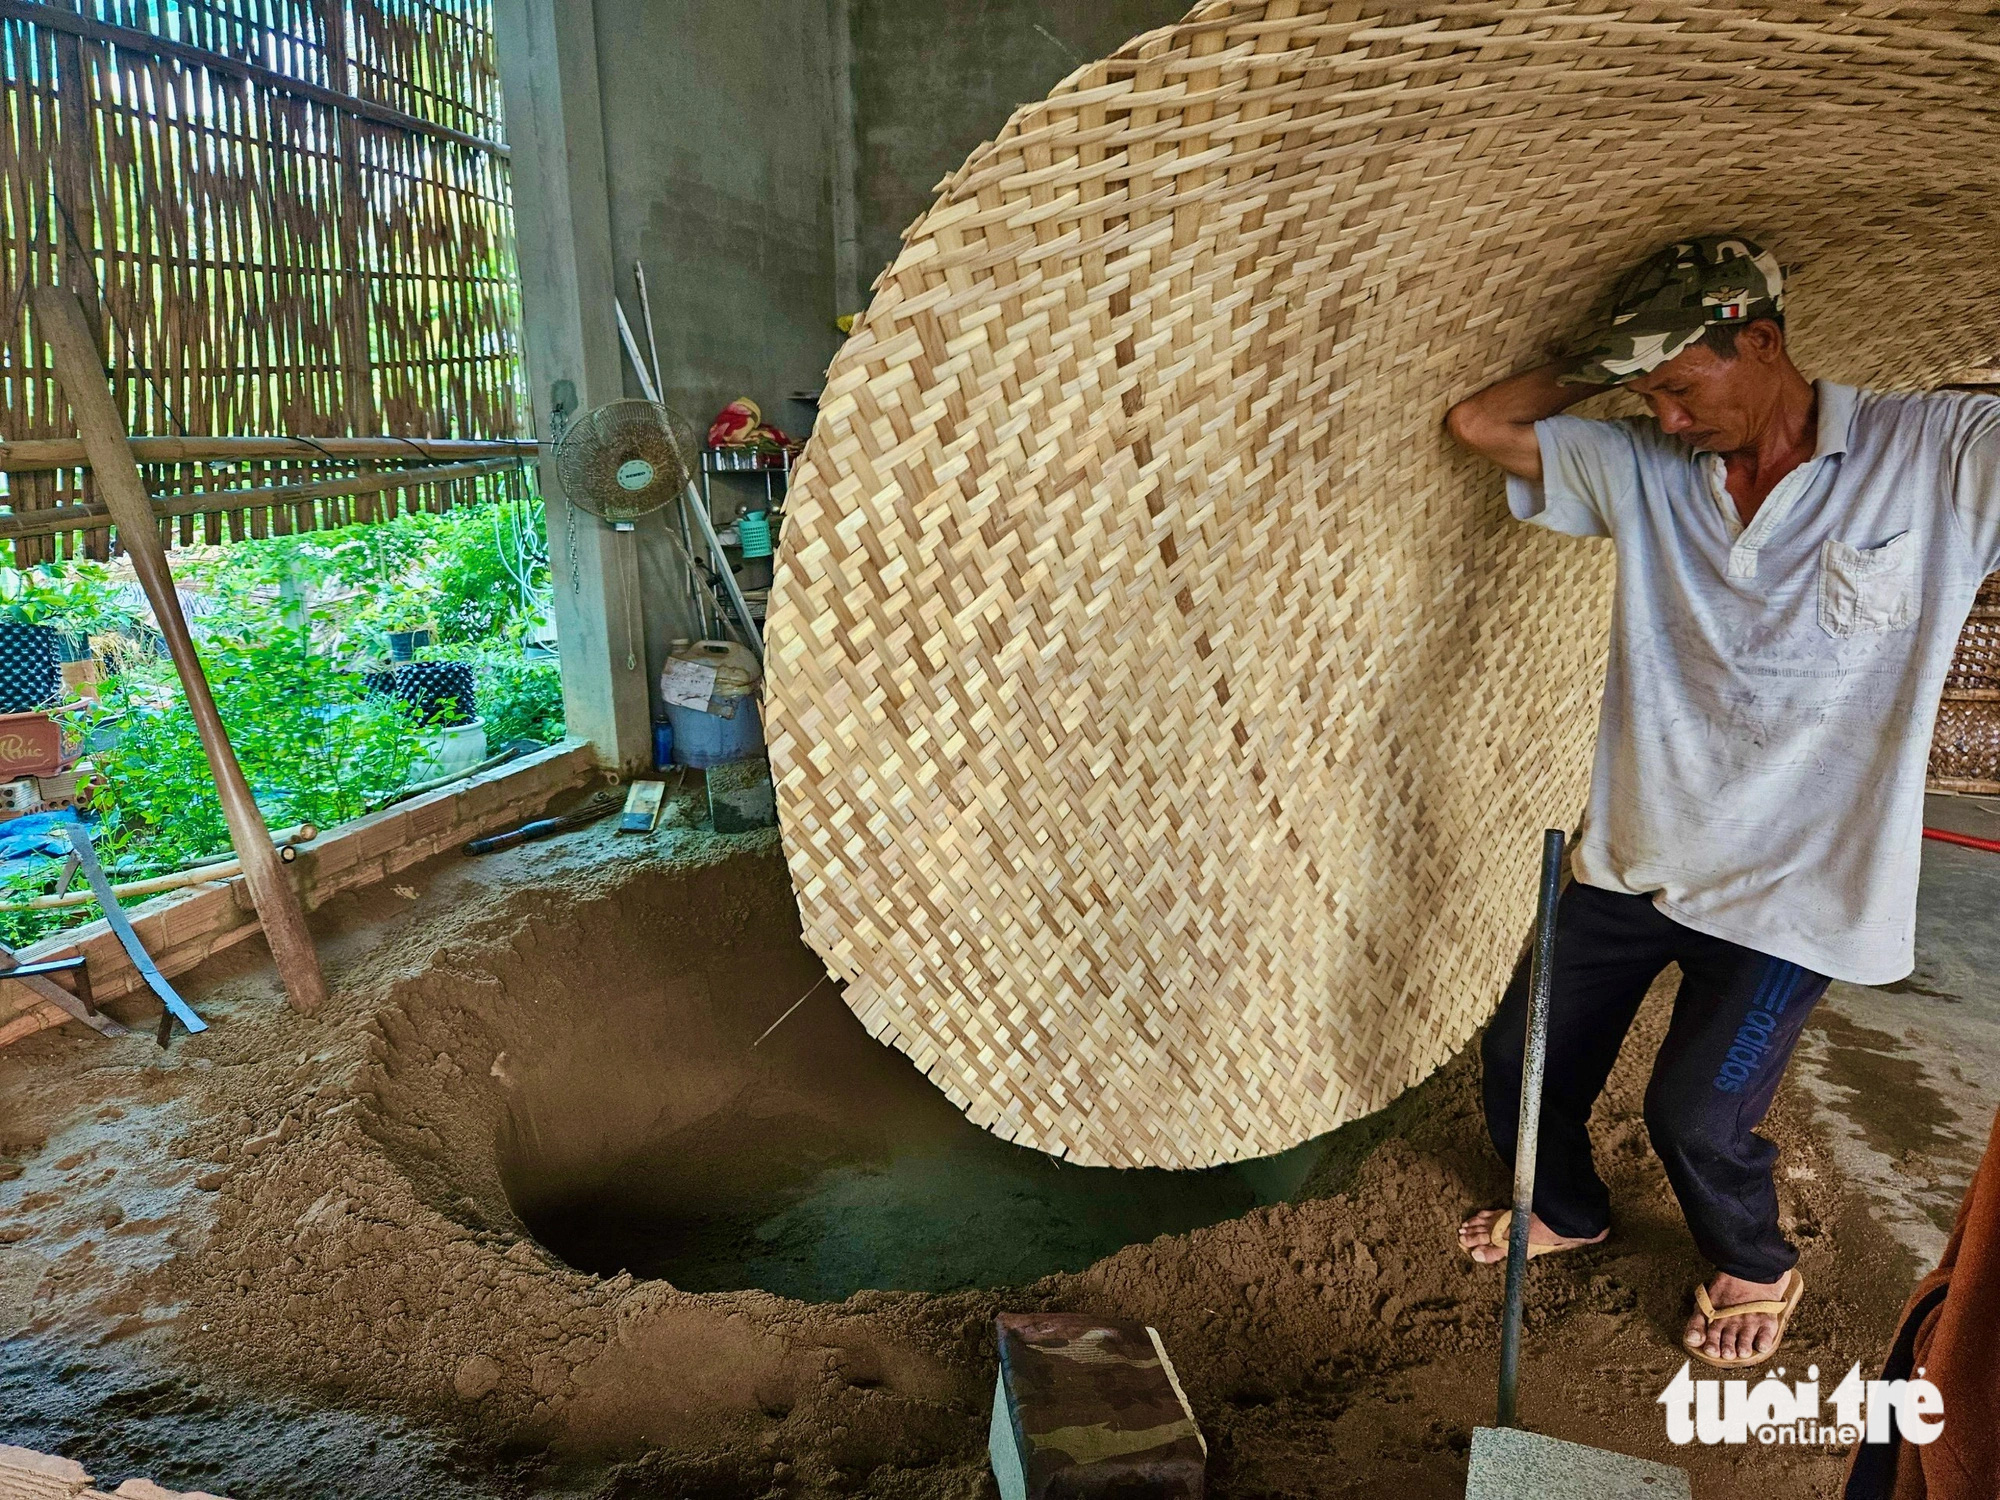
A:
0 869 71 949
475 656 564 747
92 620 430 868
165 495 550 661
0 496 563 934
0 561 141 647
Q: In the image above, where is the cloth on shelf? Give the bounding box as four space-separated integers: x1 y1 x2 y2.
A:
706 397 795 453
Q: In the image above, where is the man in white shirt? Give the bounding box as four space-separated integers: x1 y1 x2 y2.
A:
1444 235 2000 1369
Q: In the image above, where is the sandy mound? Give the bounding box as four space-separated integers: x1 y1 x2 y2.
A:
0 821 1918 1496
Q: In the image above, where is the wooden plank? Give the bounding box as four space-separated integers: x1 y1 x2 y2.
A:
618 779 667 834
0 944 125 1036
35 288 328 1017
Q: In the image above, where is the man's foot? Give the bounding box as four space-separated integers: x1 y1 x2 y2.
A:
1684 1271 1795 1364
1457 1207 1608 1264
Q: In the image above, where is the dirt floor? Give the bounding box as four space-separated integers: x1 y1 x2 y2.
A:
0 779 1990 1498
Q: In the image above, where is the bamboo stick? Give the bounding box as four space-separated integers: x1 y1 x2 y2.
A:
0 435 541 472
10 859 246 912
1 824 315 911
0 459 523 542
34 289 328 1016
105 823 319 879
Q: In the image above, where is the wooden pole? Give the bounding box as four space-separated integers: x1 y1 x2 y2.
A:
0 435 540 471
0 457 523 543
33 288 328 1015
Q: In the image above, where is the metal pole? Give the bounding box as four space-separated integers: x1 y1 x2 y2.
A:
634 265 707 637
613 299 659 404
633 262 665 401
683 481 763 660
1497 827 1565 1428
692 461 719 639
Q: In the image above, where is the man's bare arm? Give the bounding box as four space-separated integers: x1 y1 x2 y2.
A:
1444 360 1599 481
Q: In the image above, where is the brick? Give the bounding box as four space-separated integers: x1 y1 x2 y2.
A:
0 1008 61 1050
158 889 233 949
308 836 361 877
353 812 409 861
459 777 509 819
107 1474 237 1499
405 796 456 841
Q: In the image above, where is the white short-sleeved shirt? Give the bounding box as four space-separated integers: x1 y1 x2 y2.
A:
1507 381 2000 984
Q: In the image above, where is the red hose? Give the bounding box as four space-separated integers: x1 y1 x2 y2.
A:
1924 826 2000 854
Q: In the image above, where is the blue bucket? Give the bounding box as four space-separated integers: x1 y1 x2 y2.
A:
666 696 764 768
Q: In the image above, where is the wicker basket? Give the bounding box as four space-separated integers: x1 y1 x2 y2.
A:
1931 575 2000 794
767 0 2000 1169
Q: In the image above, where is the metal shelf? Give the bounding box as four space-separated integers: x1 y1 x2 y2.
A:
691 445 792 642
701 445 795 476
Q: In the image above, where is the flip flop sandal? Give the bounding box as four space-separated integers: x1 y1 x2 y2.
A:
1688 1270 1805 1370
1477 1210 1602 1261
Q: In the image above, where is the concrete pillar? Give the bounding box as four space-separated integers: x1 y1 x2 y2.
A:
827 0 862 320
492 0 653 773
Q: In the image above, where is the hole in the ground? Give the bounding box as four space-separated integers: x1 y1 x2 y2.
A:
493 858 1299 1302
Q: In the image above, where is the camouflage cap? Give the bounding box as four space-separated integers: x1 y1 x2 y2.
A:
1562 235 1785 385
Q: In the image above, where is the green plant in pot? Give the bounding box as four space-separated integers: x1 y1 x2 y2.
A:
340 587 433 666
389 629 433 662
0 567 79 710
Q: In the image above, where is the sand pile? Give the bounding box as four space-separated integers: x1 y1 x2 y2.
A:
0 820 1924 1497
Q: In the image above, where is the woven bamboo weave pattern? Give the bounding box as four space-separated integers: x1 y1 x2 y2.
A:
1931 574 2000 792
767 0 2000 1169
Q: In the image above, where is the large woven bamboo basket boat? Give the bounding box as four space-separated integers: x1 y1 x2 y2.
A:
766 0 2000 1169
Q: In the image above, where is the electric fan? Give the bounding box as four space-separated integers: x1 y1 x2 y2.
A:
552 398 697 531
552 397 763 657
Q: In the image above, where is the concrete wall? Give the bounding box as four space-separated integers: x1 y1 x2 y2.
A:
847 2 1190 285
590 0 847 718
497 1 1189 761
595 0 842 434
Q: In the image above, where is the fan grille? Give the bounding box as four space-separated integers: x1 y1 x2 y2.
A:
554 400 697 524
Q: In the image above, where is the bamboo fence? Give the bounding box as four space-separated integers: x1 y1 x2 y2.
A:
0 0 528 561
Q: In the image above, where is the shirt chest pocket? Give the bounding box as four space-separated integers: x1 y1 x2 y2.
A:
1819 533 1917 637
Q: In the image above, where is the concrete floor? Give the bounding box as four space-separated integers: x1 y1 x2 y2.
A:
1791 792 2000 1271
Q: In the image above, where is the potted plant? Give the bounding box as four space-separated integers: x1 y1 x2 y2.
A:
0 568 67 712
386 623 436 664
355 592 437 665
